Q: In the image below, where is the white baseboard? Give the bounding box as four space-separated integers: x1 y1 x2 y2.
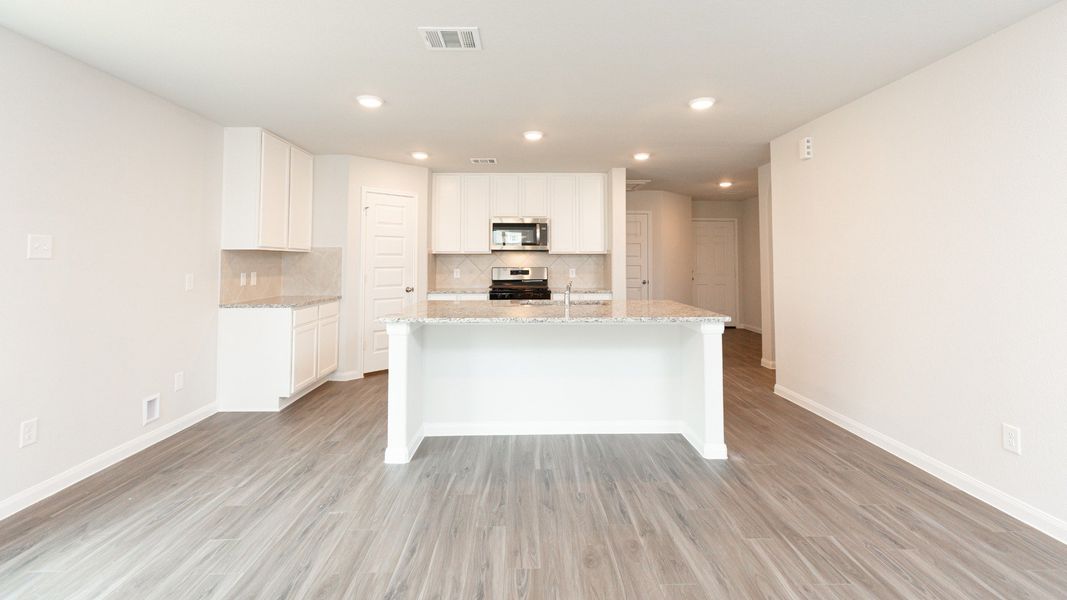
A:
384 427 424 464
329 370 364 382
0 403 217 522
679 422 728 460
422 419 681 437
761 358 776 369
773 384 1067 545
738 324 763 334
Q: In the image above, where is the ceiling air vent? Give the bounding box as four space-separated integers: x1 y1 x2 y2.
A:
470 158 497 165
626 179 652 191
418 27 482 50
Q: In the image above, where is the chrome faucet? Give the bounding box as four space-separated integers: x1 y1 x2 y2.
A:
564 281 573 312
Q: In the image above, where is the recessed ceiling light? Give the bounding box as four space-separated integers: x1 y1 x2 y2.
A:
633 152 651 161
411 151 429 160
689 97 716 110
719 181 733 188
356 95 384 109
523 130 544 141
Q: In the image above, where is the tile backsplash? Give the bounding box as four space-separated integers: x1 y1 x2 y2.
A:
220 247 342 304
433 253 609 290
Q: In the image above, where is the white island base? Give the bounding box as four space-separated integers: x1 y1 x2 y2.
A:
382 301 729 464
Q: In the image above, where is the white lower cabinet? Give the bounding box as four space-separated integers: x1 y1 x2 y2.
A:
218 301 340 411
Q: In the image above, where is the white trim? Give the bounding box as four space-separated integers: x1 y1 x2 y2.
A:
329 370 364 382
625 210 653 301
692 218 741 323
773 384 1067 545
384 426 424 464
423 419 681 437
760 358 777 370
679 422 729 460
738 323 763 334
360 186 419 377
0 403 217 521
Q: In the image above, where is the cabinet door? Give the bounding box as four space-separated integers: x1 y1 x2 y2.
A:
316 317 339 378
432 175 463 253
258 131 291 249
291 322 317 393
490 175 520 217
287 146 313 251
462 175 491 253
577 174 606 253
547 175 577 253
520 175 549 217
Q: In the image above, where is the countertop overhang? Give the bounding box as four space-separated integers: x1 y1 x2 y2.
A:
220 295 340 309
379 299 730 324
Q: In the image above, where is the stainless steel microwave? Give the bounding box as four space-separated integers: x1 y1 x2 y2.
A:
490 218 549 251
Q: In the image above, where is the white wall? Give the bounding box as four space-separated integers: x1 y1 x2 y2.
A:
770 2 1067 541
0 28 222 515
757 163 776 368
627 191 694 303
608 168 627 298
313 155 429 379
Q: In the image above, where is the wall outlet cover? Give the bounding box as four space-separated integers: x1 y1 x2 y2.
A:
19 418 38 448
143 394 160 425
1002 423 1022 455
184 273 194 291
240 272 247 287
26 234 53 259
453 269 461 279
174 371 184 391
568 268 577 278
250 271 257 286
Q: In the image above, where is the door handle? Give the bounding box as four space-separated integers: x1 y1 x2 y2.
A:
642 280 648 285
405 286 414 293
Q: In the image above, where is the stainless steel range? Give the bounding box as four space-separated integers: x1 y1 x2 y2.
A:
488 267 551 300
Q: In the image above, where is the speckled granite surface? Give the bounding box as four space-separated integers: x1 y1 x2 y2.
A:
549 288 612 294
220 295 340 309
427 288 489 294
379 300 729 324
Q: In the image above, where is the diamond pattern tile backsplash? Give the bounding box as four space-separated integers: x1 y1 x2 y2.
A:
433 253 609 290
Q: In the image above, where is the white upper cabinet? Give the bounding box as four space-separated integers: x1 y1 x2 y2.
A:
520 175 549 217
462 175 491 253
547 175 578 253
432 174 463 253
577 174 606 253
287 146 314 251
433 172 604 254
490 175 520 217
222 127 313 251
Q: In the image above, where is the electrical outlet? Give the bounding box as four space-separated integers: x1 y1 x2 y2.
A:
143 394 160 425
453 268 461 279
1002 423 1022 455
174 371 184 391
240 272 247 287
568 268 577 278
19 418 38 448
184 273 194 291
26 234 53 259
250 271 257 286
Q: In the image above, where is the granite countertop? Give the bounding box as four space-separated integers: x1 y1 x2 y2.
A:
220 295 340 309
549 287 612 294
379 299 729 324
427 288 489 294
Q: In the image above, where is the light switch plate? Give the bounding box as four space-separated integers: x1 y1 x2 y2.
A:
453 269 461 279
27 234 53 259
174 371 184 391
19 418 38 448
240 273 247 287
250 271 257 286
184 273 194 291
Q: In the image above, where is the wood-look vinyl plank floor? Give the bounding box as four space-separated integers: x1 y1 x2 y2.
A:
1 329 1065 599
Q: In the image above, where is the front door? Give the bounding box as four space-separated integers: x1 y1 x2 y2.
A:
363 189 417 373
692 219 738 322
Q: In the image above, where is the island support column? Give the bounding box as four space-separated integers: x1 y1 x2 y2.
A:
686 321 727 459
384 322 424 464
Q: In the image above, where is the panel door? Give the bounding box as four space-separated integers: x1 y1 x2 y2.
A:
577 174 606 252
363 190 418 373
258 131 290 249
291 322 317 393
287 146 313 250
462 175 491 253
547 175 577 253
626 212 651 300
490 175 520 217
520 175 549 217
432 175 462 253
316 317 339 378
692 220 738 322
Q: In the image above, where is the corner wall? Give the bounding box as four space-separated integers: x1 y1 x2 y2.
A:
769 2 1067 540
627 191 694 303
1 27 223 516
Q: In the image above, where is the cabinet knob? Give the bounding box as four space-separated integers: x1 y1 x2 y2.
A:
405 286 414 293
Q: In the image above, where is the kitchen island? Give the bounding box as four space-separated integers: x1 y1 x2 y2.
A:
379 299 730 463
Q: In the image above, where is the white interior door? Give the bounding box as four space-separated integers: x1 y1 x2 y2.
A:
692 219 738 322
363 189 417 373
626 212 651 300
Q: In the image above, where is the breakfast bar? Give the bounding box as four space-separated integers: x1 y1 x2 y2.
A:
380 299 730 463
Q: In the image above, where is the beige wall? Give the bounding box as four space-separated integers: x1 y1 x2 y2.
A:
627 191 694 303
692 198 762 329
1 28 222 513
770 2 1067 539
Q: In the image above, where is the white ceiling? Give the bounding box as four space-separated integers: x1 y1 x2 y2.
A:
0 1 1057 199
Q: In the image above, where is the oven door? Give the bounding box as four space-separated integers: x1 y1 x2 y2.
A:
490 219 549 251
